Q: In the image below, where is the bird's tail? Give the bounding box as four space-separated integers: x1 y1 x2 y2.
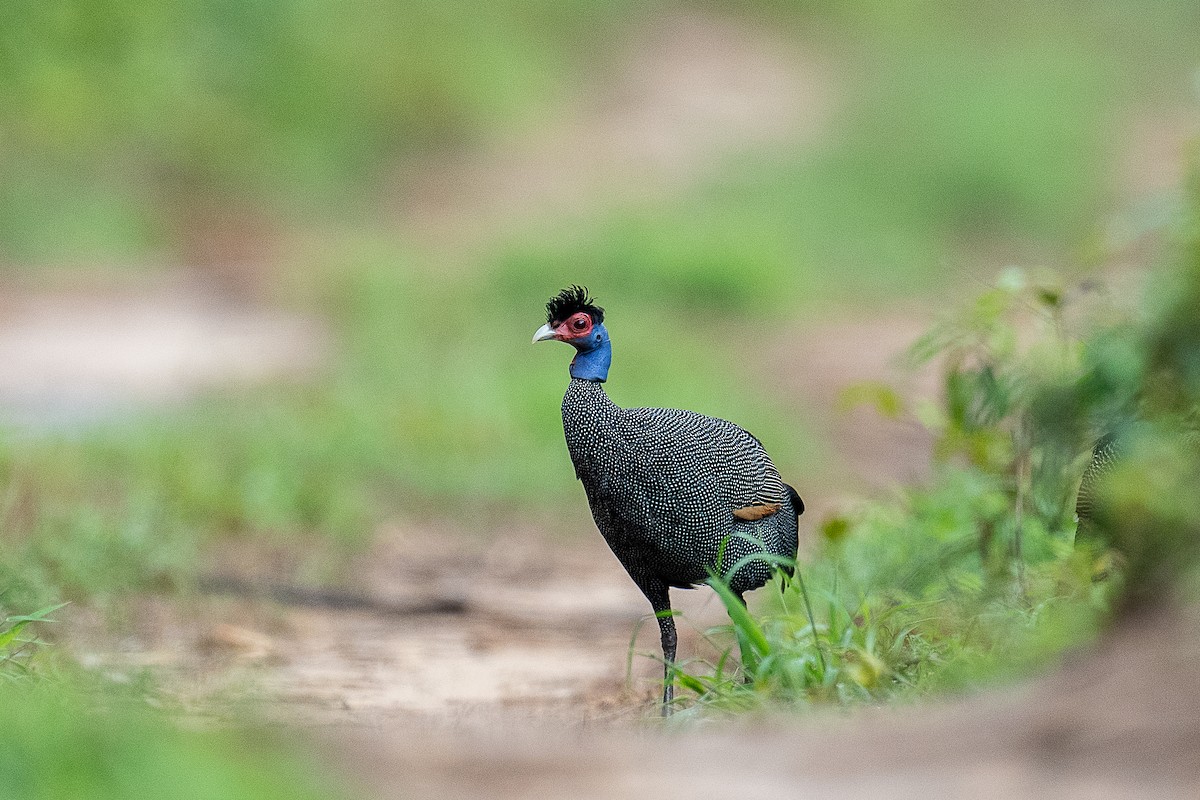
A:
785 483 804 517
778 483 804 581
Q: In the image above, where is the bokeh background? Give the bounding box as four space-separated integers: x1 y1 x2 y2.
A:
1 1 1199 796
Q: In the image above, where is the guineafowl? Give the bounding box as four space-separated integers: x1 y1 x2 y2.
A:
533 286 803 714
1075 432 1119 540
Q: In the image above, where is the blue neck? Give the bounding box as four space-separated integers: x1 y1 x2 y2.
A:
569 323 611 382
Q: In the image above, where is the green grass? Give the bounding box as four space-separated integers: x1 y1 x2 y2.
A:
663 267 1116 710
0 603 66 682
0 682 353 800
672 470 1110 713
0 0 638 262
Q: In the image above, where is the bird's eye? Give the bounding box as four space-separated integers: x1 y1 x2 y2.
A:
571 316 588 330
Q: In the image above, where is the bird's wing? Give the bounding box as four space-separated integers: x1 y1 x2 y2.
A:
620 406 787 511
1076 433 1119 523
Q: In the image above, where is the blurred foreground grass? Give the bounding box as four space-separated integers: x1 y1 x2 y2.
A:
0 682 350 799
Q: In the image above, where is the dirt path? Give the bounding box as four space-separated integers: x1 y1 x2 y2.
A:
766 307 939 502
0 273 327 430
67 523 763 726
325 606 1200 800
67 518 1200 797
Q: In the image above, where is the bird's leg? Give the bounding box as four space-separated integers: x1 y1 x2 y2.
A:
644 581 676 716
657 611 677 715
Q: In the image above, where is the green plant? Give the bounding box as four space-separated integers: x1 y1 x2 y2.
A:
0 684 353 800
0 602 66 680
674 138 1200 714
670 264 1161 712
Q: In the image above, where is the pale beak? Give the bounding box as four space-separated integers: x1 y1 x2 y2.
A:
532 323 558 343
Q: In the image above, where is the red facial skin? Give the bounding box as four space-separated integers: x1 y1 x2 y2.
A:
551 312 594 342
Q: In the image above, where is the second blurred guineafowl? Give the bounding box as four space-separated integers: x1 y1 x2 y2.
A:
1075 432 1119 540
533 286 803 714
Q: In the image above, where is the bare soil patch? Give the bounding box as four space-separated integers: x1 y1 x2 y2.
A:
322 605 1200 800
0 273 327 430
765 306 940 510
65 525 750 726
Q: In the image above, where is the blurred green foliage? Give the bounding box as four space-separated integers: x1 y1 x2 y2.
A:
1060 147 1200 607
0 0 1197 606
2 0 1197 267
0 683 350 800
0 602 64 681
677 271 1111 711
677 149 1200 713
0 0 633 260
444 0 1200 310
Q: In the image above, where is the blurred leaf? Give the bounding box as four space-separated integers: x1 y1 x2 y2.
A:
821 515 851 543
675 671 707 696
837 382 905 419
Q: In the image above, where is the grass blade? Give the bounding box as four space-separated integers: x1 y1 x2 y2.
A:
708 577 770 676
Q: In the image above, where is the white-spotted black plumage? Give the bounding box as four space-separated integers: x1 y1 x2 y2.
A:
1076 433 1118 539
563 379 798 594
537 288 802 715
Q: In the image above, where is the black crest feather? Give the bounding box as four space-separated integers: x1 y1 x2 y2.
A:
546 285 604 325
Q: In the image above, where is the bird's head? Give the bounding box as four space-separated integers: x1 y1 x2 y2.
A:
533 285 611 381
532 285 606 348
